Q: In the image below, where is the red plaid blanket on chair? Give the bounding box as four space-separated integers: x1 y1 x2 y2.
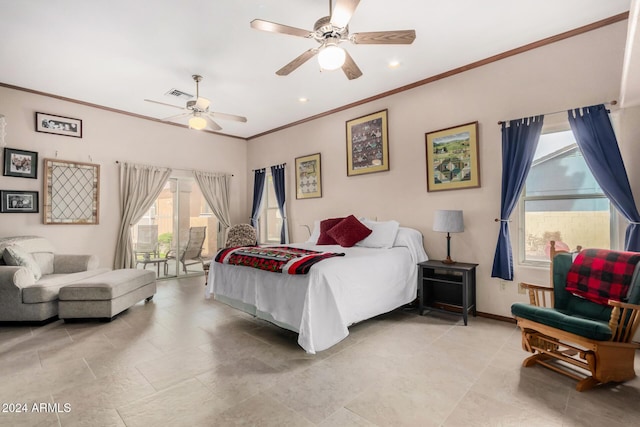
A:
565 249 640 305
215 246 344 275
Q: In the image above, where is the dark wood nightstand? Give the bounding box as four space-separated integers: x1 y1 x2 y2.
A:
418 260 478 325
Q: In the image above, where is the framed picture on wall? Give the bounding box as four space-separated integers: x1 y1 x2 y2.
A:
35 112 82 138
3 148 38 179
295 153 322 199
346 109 389 176
0 190 39 213
425 121 480 192
43 158 99 224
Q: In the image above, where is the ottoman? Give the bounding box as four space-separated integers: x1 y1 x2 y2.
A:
58 269 156 321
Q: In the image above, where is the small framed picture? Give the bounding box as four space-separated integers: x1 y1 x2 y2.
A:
425 121 481 192
3 148 38 179
346 109 389 176
0 190 39 213
35 112 82 138
295 153 322 199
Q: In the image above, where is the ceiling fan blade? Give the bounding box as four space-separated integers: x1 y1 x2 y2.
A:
204 115 222 131
351 30 416 45
250 19 312 38
330 0 360 28
341 50 362 80
162 112 190 121
144 99 185 110
276 48 318 76
211 112 248 123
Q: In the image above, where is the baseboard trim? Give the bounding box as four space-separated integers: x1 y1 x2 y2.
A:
476 311 516 324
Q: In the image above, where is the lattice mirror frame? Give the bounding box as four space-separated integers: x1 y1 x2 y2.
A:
43 158 100 224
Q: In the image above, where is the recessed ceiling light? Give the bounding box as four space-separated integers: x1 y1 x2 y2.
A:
298 97 309 103
388 60 401 69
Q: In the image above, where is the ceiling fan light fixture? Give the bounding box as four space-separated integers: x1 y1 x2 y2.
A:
194 97 210 111
318 43 346 71
188 114 207 130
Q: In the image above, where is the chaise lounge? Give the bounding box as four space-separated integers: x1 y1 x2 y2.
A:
0 236 156 322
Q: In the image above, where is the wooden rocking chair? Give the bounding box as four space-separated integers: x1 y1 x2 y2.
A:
512 241 640 391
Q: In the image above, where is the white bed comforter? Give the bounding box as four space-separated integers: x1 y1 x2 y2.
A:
205 231 427 353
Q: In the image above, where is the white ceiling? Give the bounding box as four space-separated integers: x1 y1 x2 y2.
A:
0 0 632 139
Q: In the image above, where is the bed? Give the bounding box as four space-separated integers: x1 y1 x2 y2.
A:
205 219 428 354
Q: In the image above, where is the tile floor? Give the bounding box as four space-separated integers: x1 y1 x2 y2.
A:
1 276 639 426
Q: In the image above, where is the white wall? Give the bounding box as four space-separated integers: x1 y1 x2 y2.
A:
247 21 634 317
0 86 248 268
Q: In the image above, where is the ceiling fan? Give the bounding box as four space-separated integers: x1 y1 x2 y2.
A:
250 0 416 80
144 75 247 131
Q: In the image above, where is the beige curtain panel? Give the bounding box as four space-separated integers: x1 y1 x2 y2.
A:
114 162 172 269
193 170 232 249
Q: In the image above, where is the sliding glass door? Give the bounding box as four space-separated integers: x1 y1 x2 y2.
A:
133 175 218 279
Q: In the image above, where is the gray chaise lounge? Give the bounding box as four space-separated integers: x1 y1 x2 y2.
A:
0 236 155 322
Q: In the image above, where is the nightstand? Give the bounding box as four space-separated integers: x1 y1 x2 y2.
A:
418 260 478 325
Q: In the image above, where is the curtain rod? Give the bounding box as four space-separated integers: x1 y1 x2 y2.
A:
251 162 287 172
115 161 233 176
497 100 617 125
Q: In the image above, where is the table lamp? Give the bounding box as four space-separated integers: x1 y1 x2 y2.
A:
433 210 464 264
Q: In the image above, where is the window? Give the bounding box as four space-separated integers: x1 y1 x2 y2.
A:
259 173 282 244
199 196 213 217
520 129 613 264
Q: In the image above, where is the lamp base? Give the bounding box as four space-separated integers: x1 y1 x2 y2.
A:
442 233 457 264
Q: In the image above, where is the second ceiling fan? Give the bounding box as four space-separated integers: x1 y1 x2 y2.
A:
144 75 247 131
251 0 416 80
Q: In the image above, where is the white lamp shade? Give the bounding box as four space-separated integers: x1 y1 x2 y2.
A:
188 115 207 130
318 44 346 71
433 210 464 233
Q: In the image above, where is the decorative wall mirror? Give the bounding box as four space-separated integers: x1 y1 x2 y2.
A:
43 158 100 224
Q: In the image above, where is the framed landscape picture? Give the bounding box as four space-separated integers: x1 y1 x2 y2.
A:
35 112 82 138
3 148 38 179
346 109 389 176
425 121 480 192
0 190 39 213
295 153 322 199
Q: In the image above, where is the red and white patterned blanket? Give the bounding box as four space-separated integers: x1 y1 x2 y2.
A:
215 246 344 275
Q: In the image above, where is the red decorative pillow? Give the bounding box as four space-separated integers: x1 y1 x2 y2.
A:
327 215 372 247
316 217 344 245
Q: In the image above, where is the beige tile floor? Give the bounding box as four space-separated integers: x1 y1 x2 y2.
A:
1 276 639 426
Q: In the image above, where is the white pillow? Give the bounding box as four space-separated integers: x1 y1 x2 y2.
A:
393 227 429 263
3 245 42 280
356 219 400 249
306 220 321 243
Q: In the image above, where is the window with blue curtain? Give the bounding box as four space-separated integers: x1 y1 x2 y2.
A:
520 129 612 264
258 171 283 244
